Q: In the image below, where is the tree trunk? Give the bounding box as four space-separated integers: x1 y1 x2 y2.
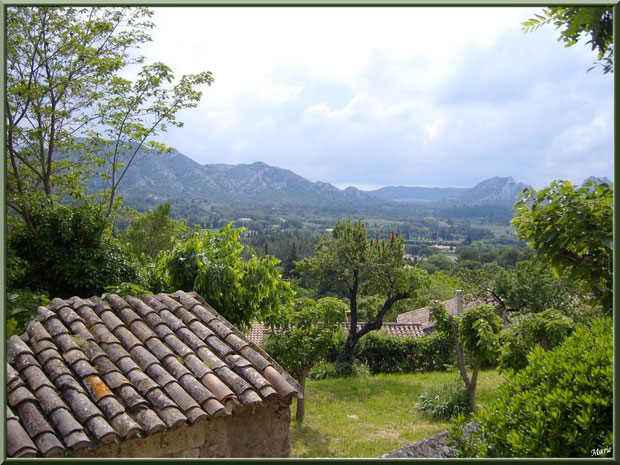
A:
295 370 308 422
467 360 482 412
452 323 470 388
343 280 359 362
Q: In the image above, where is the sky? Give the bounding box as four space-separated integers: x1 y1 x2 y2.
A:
134 7 613 190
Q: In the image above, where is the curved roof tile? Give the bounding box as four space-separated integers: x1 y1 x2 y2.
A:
6 291 301 458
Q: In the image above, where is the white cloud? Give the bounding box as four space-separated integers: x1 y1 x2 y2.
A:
133 6 613 188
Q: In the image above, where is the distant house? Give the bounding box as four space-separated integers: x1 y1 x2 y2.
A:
397 293 485 334
247 321 424 345
7 291 301 458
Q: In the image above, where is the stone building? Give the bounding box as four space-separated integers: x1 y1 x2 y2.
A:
6 290 301 458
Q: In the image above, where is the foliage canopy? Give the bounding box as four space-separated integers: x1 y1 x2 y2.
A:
523 7 613 73
512 180 612 312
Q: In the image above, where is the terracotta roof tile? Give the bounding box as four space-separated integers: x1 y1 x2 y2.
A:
6 291 301 457
7 406 39 457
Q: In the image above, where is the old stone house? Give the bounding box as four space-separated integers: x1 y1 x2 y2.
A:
7 290 301 458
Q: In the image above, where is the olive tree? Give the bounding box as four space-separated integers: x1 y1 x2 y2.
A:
297 218 429 362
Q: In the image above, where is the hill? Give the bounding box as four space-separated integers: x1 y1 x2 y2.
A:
366 186 468 202
99 144 529 213
116 148 378 208
448 176 529 206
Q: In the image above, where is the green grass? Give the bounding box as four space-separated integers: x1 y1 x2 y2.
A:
290 369 505 458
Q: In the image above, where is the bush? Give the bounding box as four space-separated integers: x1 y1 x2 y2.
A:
453 318 613 457
8 203 142 298
307 361 370 380
417 380 470 420
499 309 575 372
355 330 456 374
322 327 456 374
7 290 50 338
158 225 293 331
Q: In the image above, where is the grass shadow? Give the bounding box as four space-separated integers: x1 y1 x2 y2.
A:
290 421 333 458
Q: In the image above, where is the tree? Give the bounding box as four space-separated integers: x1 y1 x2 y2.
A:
7 202 142 298
512 180 612 312
262 297 347 421
282 242 299 279
498 309 575 372
297 219 429 362
419 253 455 274
120 203 189 263
158 224 293 331
492 258 577 315
430 303 502 412
522 7 613 73
452 318 612 457
6 6 212 234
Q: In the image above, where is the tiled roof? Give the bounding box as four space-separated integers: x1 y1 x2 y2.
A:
246 322 268 345
6 290 301 458
248 321 424 345
383 323 425 338
340 323 424 338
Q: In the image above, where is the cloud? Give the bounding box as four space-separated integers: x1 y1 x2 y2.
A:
139 6 613 189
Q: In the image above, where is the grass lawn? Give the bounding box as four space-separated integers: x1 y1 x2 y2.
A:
290 369 505 458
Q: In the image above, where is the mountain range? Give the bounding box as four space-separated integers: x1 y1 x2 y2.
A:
112 146 538 209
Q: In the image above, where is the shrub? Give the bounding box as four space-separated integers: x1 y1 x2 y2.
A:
355 330 455 374
452 318 613 457
499 309 575 372
417 380 470 420
8 203 142 298
7 290 50 338
158 225 293 331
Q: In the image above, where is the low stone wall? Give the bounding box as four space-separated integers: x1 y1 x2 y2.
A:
381 422 478 459
77 398 292 458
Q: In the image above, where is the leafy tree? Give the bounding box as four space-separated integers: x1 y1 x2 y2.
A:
282 242 299 279
451 318 612 457
7 291 50 338
261 297 347 421
458 246 480 263
430 303 502 411
120 203 189 263
8 203 142 298
6 6 212 233
499 309 575 372
158 224 293 331
297 219 429 361
523 7 613 73
512 180 612 312
419 253 454 274
492 258 577 315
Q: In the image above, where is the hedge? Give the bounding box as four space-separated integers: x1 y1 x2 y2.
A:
324 328 455 374
453 318 613 458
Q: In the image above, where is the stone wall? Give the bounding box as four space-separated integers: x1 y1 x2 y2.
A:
77 398 293 458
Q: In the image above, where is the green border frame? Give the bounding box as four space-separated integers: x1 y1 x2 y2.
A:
0 1 617 464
